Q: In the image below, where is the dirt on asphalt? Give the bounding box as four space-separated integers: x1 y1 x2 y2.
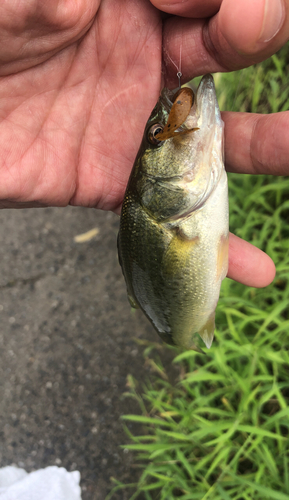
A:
0 206 178 499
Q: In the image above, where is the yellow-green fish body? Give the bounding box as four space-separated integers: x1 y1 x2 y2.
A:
118 74 228 351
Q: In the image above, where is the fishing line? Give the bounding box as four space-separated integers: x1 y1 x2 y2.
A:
164 39 183 88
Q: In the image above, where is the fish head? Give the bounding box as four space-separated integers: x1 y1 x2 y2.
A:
133 75 224 219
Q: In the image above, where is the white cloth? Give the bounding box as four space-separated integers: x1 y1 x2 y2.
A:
0 466 81 500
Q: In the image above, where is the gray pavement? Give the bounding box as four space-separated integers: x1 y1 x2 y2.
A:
0 206 175 499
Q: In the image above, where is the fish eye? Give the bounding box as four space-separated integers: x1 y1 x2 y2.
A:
147 124 164 145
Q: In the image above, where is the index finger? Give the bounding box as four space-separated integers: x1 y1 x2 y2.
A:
223 111 289 176
157 0 289 87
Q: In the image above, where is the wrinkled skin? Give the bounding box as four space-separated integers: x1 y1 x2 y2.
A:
0 0 287 287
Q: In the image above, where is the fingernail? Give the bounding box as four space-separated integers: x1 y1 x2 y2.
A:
259 0 285 42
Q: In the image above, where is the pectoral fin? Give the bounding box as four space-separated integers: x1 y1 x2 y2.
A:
162 230 199 276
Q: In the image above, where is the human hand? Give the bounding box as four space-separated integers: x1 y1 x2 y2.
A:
151 0 289 288
0 1 285 288
0 0 162 211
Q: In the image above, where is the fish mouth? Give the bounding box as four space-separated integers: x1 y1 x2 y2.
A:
159 74 222 139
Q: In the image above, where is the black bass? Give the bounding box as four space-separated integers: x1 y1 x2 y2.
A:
118 74 229 351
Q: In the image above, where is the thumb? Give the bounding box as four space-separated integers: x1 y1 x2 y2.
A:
162 0 289 86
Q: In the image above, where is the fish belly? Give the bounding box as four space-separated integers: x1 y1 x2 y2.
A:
164 169 229 349
119 170 228 350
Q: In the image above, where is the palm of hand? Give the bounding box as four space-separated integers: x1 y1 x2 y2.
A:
0 0 277 286
0 0 161 210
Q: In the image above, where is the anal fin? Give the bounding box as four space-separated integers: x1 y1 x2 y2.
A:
199 313 215 349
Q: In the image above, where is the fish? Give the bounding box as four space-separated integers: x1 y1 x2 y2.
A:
118 74 229 351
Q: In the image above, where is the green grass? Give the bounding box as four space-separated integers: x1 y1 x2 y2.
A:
215 44 289 113
107 44 289 499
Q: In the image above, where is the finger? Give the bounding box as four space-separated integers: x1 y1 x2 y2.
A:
222 111 289 175
115 203 276 287
228 233 276 288
151 0 221 18
161 0 289 86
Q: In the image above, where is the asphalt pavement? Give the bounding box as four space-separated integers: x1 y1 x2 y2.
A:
0 206 176 499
